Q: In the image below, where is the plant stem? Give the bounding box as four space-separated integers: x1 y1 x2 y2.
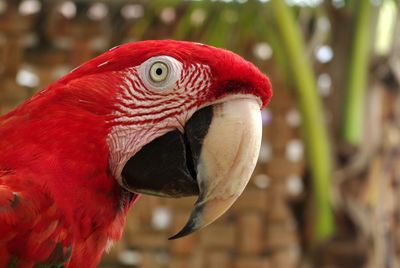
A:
341 0 372 145
270 0 334 242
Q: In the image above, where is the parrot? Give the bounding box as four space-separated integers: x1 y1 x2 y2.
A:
0 40 272 267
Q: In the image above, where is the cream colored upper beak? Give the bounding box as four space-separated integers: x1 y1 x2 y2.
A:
170 97 262 239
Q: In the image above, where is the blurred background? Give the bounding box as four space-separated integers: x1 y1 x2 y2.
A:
0 0 399 267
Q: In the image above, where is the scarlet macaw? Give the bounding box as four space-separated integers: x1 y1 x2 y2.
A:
0 40 272 267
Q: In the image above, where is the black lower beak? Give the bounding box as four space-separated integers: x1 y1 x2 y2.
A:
121 106 213 198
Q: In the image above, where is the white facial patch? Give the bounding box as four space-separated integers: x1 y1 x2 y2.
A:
107 57 212 183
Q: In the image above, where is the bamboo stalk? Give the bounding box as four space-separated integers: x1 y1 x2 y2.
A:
341 0 372 145
269 0 334 241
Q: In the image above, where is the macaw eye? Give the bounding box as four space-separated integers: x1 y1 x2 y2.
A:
150 62 169 82
138 56 182 92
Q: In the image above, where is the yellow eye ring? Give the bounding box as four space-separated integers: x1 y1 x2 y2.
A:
149 62 169 82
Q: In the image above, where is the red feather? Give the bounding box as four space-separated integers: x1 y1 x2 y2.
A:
0 80 137 266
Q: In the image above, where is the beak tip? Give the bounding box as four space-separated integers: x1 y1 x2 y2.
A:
168 229 194 240
168 217 199 240
168 232 187 240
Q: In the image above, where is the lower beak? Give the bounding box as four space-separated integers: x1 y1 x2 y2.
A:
121 98 262 239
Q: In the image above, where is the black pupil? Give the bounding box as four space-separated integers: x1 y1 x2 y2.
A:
156 68 163 76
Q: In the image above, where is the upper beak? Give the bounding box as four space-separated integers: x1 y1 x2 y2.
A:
121 97 262 239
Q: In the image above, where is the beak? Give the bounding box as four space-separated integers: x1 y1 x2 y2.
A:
121 98 262 239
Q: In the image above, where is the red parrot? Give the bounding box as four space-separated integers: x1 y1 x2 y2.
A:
0 40 272 267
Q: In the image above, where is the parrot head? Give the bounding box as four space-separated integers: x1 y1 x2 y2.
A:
21 40 272 239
